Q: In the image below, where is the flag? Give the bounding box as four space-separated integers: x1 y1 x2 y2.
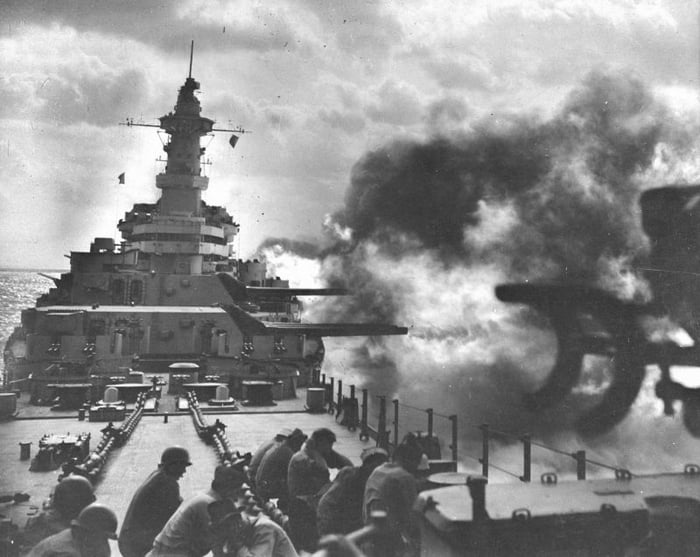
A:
229 135 239 149
118 172 125 184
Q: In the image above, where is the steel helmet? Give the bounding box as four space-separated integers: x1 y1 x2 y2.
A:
53 475 96 519
161 446 192 466
71 503 118 539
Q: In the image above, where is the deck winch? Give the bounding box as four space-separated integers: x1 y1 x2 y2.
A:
29 433 90 472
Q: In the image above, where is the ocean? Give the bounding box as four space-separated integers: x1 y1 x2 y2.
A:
0 270 58 372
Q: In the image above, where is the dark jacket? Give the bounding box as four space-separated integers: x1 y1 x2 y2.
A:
119 468 182 557
26 528 110 557
21 509 70 554
256 443 294 501
317 466 366 536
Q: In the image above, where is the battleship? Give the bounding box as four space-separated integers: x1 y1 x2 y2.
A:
1 43 406 406
1 47 700 556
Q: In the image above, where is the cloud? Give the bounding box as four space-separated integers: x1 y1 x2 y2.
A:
318 108 366 134
389 0 694 123
0 25 150 126
0 119 158 268
424 96 471 135
301 1 404 59
35 68 146 127
424 54 499 91
365 80 424 126
0 0 301 54
1 0 698 273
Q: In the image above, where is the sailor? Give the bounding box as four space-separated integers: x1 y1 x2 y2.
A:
287 428 352 552
287 428 352 500
362 439 422 557
147 465 247 557
316 534 367 557
208 499 298 557
26 503 118 557
20 474 96 553
247 429 290 486
317 447 389 537
118 446 192 557
255 428 307 509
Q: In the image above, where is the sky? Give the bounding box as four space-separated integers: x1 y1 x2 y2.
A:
3 0 700 464
1 0 699 270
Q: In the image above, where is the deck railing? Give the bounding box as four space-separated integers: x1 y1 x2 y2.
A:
318 374 635 483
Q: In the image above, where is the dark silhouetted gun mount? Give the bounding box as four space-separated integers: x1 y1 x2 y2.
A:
497 185 700 437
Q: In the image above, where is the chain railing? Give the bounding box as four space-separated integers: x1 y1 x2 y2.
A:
316 374 635 483
474 423 633 482
317 375 457 460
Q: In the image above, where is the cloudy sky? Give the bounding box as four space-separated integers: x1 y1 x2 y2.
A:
0 0 698 270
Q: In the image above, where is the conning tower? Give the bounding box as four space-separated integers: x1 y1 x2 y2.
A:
118 44 238 275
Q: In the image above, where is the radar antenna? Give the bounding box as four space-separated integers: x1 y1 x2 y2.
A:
120 41 252 138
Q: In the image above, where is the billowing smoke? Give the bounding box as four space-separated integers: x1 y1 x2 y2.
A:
258 238 325 261
335 71 678 288
261 70 700 475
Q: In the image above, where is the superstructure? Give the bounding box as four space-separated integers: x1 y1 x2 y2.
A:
2 44 406 404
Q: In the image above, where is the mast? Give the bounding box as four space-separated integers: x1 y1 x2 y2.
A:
156 46 213 216
118 45 243 275
188 40 194 79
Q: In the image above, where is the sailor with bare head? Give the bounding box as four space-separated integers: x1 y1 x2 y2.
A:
256 428 307 509
287 428 353 551
247 428 291 486
317 447 389 537
208 499 298 557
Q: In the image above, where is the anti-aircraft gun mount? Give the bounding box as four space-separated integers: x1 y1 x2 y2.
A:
495 282 700 437
496 184 700 437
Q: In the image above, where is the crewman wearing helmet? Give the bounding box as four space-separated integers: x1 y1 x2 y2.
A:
27 503 118 557
147 465 248 557
118 446 192 557
20 474 96 553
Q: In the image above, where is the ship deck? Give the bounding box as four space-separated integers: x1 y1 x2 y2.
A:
0 386 370 556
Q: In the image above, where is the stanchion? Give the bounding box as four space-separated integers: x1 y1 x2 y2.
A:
449 415 458 461
574 450 586 480
393 399 399 446
360 389 369 441
521 434 531 482
480 424 489 478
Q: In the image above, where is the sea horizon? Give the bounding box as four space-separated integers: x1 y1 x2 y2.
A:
0 268 68 273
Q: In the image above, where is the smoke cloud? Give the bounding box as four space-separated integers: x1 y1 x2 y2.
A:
261 70 700 475
335 71 676 285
